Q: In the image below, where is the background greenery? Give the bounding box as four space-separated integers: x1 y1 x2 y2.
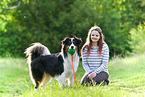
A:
0 0 145 57
0 1 145 96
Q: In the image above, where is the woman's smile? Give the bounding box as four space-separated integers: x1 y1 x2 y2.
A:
91 31 100 42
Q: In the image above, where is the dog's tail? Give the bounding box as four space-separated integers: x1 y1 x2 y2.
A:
24 43 51 65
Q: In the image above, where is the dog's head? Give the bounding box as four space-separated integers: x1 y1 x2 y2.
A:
62 36 82 57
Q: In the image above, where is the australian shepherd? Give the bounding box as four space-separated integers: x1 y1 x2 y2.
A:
24 36 82 90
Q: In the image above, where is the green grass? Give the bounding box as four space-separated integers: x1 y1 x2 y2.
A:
0 54 145 97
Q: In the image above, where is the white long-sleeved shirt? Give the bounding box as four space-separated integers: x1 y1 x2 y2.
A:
82 44 109 74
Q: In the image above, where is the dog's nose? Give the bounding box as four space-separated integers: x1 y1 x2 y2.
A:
71 46 74 49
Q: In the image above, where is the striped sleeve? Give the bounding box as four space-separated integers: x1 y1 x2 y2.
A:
94 45 109 74
82 47 93 73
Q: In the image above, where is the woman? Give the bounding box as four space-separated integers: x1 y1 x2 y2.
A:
81 26 109 86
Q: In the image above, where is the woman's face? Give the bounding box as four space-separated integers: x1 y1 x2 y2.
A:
91 31 100 43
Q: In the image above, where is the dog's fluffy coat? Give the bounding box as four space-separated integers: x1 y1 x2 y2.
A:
25 36 81 90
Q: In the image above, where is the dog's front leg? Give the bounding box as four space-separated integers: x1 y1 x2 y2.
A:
58 73 66 87
68 75 74 87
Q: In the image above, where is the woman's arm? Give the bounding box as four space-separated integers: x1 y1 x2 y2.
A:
82 49 92 74
94 45 109 73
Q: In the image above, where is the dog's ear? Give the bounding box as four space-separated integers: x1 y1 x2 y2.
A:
62 37 69 45
74 35 82 45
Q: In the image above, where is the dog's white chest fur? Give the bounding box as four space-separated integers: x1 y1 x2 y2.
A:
64 53 79 73
57 52 79 87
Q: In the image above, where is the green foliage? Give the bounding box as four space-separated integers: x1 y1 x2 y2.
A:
0 0 145 57
129 22 145 54
0 0 12 32
0 0 19 57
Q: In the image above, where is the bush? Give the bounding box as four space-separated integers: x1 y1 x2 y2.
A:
129 22 145 54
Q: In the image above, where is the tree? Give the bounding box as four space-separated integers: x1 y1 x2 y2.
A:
0 0 145 57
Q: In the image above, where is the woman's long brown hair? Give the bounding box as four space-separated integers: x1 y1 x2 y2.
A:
81 26 104 57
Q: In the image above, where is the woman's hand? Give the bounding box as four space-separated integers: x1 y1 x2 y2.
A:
87 72 96 79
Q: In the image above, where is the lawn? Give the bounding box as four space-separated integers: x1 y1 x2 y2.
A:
0 54 145 97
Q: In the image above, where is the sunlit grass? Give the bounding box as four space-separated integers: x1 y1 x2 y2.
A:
0 54 145 97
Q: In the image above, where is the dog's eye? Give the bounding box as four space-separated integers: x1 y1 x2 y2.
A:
69 41 71 44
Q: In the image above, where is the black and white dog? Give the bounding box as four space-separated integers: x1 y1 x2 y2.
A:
24 36 82 90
